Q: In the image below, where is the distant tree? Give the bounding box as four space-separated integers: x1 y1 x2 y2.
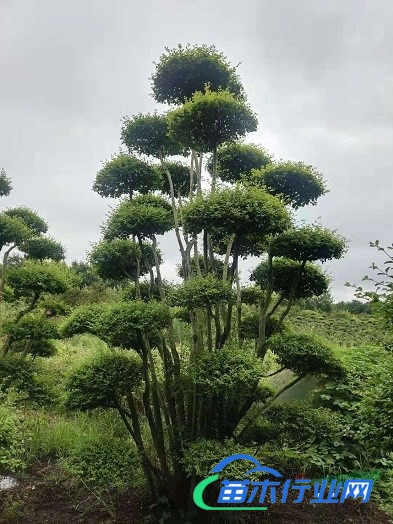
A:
334 300 372 315
0 168 12 197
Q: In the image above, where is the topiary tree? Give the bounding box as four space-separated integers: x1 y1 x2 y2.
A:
3 261 75 355
0 207 62 301
6 315 59 358
67 44 348 512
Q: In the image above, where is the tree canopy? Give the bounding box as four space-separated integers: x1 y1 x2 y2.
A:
151 44 244 104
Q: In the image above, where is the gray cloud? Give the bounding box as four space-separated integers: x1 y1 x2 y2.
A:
1 0 392 300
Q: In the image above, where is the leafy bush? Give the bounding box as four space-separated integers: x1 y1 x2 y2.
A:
60 304 108 338
0 405 29 471
6 316 59 357
65 350 143 410
98 300 170 350
174 275 234 309
62 436 140 490
242 402 343 447
269 331 345 377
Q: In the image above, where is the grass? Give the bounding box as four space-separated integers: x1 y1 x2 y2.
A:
24 409 128 464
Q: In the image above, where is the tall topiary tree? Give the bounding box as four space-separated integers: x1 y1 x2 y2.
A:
65 44 347 512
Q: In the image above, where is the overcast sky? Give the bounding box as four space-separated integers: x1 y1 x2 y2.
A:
1 0 392 300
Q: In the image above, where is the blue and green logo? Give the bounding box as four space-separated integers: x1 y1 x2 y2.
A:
193 453 374 511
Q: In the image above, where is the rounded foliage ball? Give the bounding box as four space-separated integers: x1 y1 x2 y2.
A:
271 225 347 262
251 258 330 299
269 331 345 377
4 207 48 235
251 161 327 209
65 350 143 410
121 113 185 158
207 142 272 183
168 89 258 152
103 195 173 239
93 154 162 198
183 185 291 256
151 44 245 104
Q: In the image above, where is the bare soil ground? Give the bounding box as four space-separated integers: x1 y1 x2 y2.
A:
0 462 392 524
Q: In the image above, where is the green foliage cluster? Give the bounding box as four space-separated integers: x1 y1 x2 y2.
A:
103 195 173 239
121 112 183 158
61 435 140 490
4 207 48 235
0 405 28 471
0 213 32 250
168 88 257 152
155 161 195 197
151 44 244 104
89 238 151 282
99 300 171 349
6 315 59 357
65 350 143 410
174 275 233 309
271 225 347 262
93 154 162 198
7 261 75 298
61 303 108 338
269 331 345 377
252 161 327 209
183 185 291 256
242 401 343 448
193 346 264 400
251 258 329 299
207 142 272 183
21 236 65 262
240 285 265 305
239 313 281 341
0 168 12 197
0 356 48 400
